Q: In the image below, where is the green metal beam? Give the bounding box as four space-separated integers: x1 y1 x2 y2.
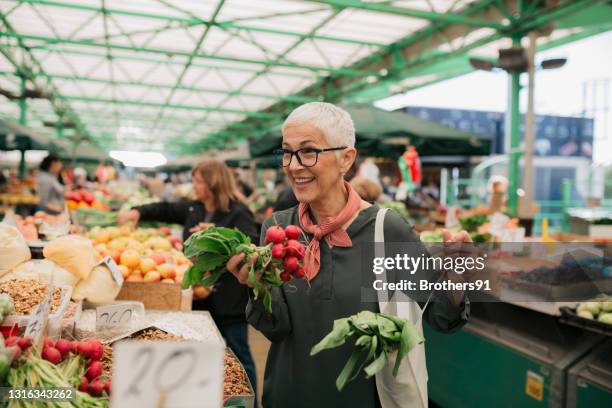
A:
152 0 226 135
56 95 277 118
0 31 373 77
178 7 342 137
14 0 385 47
24 46 312 79
307 0 506 29
0 12 96 147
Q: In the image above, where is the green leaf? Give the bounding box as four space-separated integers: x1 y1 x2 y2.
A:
377 314 401 341
196 253 228 272
393 320 424 377
194 236 230 255
181 265 195 289
201 269 226 287
311 318 352 356
368 335 378 362
263 291 272 313
353 311 378 332
336 348 365 392
247 264 257 287
355 335 371 348
364 349 387 378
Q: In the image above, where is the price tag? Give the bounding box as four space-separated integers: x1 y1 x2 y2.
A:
101 256 124 285
24 294 51 345
96 302 142 331
525 370 544 401
111 340 224 408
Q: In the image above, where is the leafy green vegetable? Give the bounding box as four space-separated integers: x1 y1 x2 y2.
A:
379 202 410 220
311 311 424 391
420 230 443 243
182 226 296 313
459 214 488 233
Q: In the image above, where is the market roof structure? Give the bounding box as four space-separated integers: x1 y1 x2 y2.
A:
0 0 611 156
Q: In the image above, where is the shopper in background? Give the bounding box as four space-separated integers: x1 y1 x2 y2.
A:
117 160 258 391
37 153 65 215
231 167 255 200
227 102 471 408
349 176 382 203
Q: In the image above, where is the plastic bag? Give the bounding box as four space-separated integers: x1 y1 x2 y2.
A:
0 225 31 276
43 235 95 280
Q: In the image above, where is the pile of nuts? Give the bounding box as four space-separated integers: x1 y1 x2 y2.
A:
131 328 184 341
0 279 62 315
101 343 113 380
224 351 252 397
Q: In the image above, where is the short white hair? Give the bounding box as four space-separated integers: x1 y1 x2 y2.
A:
282 102 355 148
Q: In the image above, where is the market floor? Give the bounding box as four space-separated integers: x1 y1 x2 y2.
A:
248 325 270 406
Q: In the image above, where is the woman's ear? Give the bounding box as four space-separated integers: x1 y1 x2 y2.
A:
340 147 357 174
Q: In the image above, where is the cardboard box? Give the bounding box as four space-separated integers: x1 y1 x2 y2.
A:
115 282 192 310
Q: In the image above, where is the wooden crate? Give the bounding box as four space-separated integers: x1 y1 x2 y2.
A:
115 282 192 310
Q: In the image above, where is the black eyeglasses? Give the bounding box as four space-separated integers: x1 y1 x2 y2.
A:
273 147 347 168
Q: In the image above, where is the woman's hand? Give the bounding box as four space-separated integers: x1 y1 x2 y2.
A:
440 229 473 307
189 222 215 233
117 209 140 224
226 247 259 287
442 229 472 243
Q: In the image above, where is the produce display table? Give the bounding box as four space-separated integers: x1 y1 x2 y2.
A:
567 339 612 408
425 303 603 408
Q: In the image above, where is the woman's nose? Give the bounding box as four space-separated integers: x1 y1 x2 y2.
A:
288 155 305 171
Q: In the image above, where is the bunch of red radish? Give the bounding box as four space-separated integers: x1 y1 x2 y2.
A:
264 224 307 282
4 335 33 358
44 337 110 397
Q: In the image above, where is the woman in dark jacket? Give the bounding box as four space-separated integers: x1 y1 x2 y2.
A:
118 159 258 391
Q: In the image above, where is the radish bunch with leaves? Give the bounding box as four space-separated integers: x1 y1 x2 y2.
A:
182 225 306 312
311 311 424 391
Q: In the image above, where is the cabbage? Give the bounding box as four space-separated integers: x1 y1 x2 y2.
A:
577 310 594 320
72 265 122 303
577 301 600 316
600 301 612 313
597 312 612 325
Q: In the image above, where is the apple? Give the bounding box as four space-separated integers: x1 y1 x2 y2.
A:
94 243 108 254
110 249 121 264
159 227 172 236
157 264 176 280
140 258 156 273
120 250 140 269
150 253 165 266
161 278 175 283
118 265 130 279
126 274 143 282
143 271 161 282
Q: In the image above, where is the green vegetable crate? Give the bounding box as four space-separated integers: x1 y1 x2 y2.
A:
425 303 603 408
567 339 612 408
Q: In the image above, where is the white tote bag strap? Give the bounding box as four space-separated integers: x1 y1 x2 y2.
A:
374 208 428 408
375 208 391 306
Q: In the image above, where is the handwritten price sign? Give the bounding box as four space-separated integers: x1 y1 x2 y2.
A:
24 295 51 344
96 302 143 331
111 341 224 408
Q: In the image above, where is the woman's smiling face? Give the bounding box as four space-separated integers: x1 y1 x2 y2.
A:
282 122 355 205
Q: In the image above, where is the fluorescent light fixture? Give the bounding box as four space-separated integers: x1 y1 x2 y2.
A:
109 150 167 168
0 150 50 163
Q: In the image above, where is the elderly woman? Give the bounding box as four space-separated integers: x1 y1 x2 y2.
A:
228 103 470 408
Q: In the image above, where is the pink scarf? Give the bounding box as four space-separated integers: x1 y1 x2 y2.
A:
298 181 361 282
